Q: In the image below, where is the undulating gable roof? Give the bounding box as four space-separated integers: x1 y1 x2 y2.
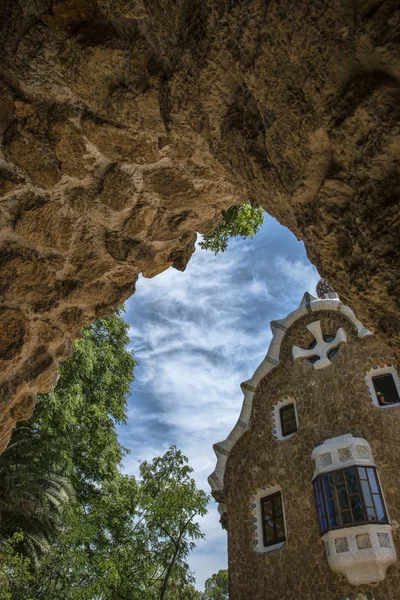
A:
208 293 371 497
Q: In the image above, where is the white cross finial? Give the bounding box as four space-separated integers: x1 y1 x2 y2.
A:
292 321 347 369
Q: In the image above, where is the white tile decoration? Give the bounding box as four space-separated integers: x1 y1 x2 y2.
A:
378 532 392 548
338 447 352 462
334 537 349 553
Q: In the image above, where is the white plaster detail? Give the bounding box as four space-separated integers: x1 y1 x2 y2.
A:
271 397 298 440
292 320 347 369
250 485 286 554
313 434 397 585
365 364 400 409
209 296 371 496
323 524 396 585
311 434 374 479
319 452 333 468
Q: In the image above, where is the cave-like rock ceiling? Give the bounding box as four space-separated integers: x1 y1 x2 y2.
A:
0 0 399 449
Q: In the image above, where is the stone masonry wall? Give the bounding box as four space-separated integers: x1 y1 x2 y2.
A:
224 311 400 600
0 1 399 446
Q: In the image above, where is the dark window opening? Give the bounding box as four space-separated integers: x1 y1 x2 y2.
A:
372 374 400 406
327 348 338 360
308 354 320 364
313 466 389 535
261 492 286 547
307 334 338 364
280 403 297 437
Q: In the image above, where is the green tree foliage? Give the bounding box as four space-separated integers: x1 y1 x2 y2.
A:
0 311 209 599
139 447 209 600
0 533 34 600
199 203 264 254
1 310 135 573
24 473 143 599
32 308 137 492
0 428 75 567
202 570 228 600
11 450 208 600
166 568 202 600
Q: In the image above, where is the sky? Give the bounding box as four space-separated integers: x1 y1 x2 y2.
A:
117 214 320 590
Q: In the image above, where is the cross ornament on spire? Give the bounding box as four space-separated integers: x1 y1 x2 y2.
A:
292 321 347 369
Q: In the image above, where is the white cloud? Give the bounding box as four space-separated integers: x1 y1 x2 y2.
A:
118 215 319 589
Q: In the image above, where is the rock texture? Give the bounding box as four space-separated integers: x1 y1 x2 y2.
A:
0 0 399 447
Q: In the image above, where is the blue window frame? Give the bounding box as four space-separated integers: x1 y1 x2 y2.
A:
313 466 388 535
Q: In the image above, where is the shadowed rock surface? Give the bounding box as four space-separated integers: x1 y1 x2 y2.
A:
0 0 399 449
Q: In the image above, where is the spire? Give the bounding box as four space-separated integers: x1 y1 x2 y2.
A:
316 278 339 299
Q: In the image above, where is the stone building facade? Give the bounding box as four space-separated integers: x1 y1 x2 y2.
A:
209 284 400 599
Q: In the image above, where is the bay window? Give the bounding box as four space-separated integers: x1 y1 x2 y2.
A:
313 466 388 535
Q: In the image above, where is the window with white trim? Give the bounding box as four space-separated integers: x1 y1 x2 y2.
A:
251 486 287 553
272 398 299 440
365 365 400 408
372 374 399 406
261 491 286 546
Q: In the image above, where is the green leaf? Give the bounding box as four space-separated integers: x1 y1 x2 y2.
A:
199 202 264 254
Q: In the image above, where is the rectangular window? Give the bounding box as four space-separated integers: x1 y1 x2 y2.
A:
280 403 297 437
372 374 400 405
313 467 388 534
261 492 286 547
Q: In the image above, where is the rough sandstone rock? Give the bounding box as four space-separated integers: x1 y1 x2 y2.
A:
0 0 399 449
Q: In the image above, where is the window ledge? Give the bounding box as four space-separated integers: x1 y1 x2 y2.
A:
260 541 285 555
322 524 396 585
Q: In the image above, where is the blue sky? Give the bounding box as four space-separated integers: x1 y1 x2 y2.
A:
117 214 319 589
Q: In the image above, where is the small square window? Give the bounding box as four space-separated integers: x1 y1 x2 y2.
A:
372 374 400 406
280 403 297 437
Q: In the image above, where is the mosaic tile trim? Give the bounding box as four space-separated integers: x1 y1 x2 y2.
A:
303 292 313 313
338 447 352 462
265 355 279 366
377 532 391 548
241 382 256 393
209 473 222 487
356 533 372 550
213 444 229 457
270 320 287 332
320 452 333 467
334 536 349 553
356 445 371 459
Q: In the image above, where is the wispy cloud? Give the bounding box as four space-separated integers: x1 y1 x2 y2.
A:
118 215 319 589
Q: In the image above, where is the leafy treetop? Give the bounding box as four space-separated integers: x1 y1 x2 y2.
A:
199 203 264 254
202 570 229 600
